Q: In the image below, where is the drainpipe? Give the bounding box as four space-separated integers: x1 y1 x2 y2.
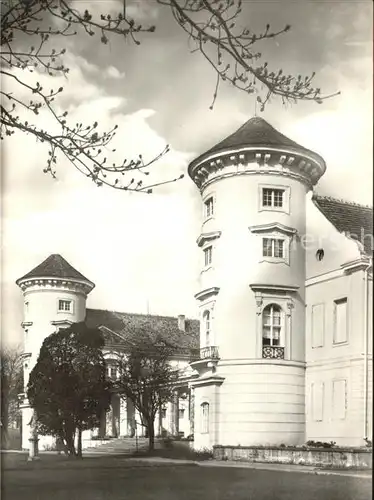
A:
363 258 372 440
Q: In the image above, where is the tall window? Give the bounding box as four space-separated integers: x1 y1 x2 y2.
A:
262 188 284 208
203 310 211 346
263 238 284 258
262 304 282 346
58 299 72 312
201 402 209 433
334 298 348 344
204 197 214 218
204 246 212 267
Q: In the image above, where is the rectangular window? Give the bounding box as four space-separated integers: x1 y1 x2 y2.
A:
58 300 72 312
204 246 212 267
178 408 185 420
201 403 209 433
311 303 325 348
334 298 348 344
311 382 324 422
161 408 167 419
332 379 347 420
110 367 117 379
262 188 284 208
262 238 284 258
204 197 214 218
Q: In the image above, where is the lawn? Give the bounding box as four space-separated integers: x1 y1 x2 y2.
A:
1 453 371 500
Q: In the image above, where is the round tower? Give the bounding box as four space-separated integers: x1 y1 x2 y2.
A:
188 117 326 449
16 254 95 450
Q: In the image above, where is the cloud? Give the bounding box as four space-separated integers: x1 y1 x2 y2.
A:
105 66 125 79
2 0 372 347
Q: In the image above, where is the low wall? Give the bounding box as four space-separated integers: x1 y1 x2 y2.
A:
213 445 372 469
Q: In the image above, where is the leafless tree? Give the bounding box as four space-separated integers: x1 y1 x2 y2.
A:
114 329 180 451
0 346 23 448
1 0 339 192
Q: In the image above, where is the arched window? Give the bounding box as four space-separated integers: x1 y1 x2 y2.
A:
262 304 282 346
201 402 209 433
203 310 211 346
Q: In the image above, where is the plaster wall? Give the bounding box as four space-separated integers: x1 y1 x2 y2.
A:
198 170 307 362
216 361 305 446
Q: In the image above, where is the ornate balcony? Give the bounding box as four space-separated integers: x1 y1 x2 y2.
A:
262 346 284 359
190 346 220 376
200 346 219 360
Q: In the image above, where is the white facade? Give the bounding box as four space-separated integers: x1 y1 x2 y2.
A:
17 118 372 452
17 261 95 450
188 117 372 450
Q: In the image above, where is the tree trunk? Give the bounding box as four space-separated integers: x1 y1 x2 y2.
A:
148 420 155 451
57 434 69 455
77 427 82 458
64 431 76 457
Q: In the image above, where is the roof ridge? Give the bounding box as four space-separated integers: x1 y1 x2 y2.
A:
313 194 373 210
86 307 198 321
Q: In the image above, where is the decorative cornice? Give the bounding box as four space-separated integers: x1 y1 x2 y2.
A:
196 231 222 247
194 286 220 301
250 283 299 294
249 222 297 236
189 146 325 190
18 276 94 295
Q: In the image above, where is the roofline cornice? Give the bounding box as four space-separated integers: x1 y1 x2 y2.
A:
188 145 325 190
17 275 95 294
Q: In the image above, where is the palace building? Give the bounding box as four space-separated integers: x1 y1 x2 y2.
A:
17 117 373 451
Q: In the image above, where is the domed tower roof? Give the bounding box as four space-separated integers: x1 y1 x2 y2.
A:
188 116 326 190
16 254 95 292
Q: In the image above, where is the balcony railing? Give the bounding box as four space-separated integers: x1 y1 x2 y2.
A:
262 346 285 359
200 346 219 360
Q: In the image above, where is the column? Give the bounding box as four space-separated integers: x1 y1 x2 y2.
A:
135 408 144 437
112 395 120 437
157 403 163 437
119 397 128 437
189 388 195 436
171 391 179 436
99 408 106 437
166 400 173 435
106 396 114 437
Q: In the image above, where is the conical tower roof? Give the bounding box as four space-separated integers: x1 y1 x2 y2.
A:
188 116 326 187
16 254 93 286
205 117 307 156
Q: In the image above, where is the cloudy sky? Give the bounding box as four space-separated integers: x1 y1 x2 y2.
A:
2 0 372 347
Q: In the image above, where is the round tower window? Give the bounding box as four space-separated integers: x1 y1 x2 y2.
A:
316 249 324 261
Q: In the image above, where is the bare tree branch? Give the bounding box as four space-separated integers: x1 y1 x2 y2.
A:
1 0 338 192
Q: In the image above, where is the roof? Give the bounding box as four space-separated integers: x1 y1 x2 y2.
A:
313 195 373 255
192 116 322 164
85 308 200 356
16 254 92 284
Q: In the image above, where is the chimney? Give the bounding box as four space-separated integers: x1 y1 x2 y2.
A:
178 314 186 332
